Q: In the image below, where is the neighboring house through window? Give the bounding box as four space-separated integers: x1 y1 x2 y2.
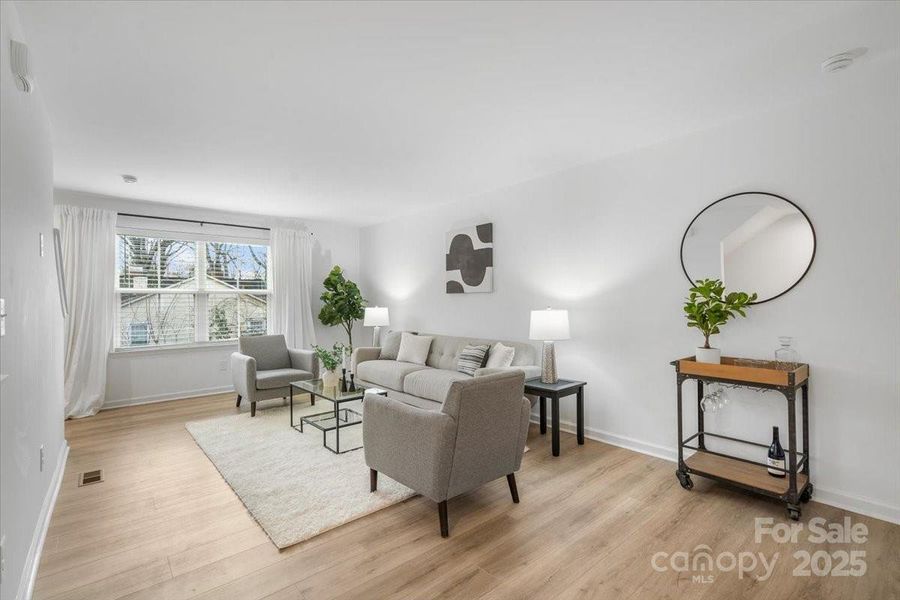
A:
115 233 271 348
128 321 150 346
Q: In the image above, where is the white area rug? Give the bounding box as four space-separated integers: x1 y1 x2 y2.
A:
186 399 415 549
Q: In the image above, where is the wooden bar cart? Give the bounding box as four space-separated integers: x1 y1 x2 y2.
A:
671 356 813 520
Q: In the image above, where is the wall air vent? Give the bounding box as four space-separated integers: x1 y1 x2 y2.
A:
78 470 104 486
10 40 33 93
821 47 867 73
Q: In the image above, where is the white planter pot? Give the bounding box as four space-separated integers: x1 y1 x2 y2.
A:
695 347 721 364
322 369 340 388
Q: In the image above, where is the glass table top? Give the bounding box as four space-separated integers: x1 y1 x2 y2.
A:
291 378 385 403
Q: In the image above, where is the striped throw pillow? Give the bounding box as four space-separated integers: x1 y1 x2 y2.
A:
457 344 490 376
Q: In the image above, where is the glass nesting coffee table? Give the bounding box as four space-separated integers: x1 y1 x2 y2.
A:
290 379 387 454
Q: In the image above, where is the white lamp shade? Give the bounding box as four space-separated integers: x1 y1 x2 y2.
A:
529 308 570 341
364 306 390 327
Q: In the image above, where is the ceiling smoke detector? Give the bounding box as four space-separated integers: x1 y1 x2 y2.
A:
121 174 138 184
821 47 867 73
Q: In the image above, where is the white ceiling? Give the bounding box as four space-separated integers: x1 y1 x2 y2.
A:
16 1 900 225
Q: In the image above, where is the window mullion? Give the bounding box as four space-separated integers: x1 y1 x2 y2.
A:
266 245 273 333
197 241 208 342
235 293 242 339
197 293 208 342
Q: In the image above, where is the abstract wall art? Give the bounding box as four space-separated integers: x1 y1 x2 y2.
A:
446 222 493 293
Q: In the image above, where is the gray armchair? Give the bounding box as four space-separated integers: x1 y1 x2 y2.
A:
231 334 318 417
363 371 530 537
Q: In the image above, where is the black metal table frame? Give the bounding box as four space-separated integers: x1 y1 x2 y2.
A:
290 384 376 455
524 379 586 457
673 366 812 520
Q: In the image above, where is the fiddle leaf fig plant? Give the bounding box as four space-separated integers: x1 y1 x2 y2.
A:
684 279 757 349
318 266 366 350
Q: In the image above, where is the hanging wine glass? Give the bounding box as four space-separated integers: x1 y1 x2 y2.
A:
716 386 729 410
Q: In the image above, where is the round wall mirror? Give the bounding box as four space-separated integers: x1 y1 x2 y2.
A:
680 192 815 304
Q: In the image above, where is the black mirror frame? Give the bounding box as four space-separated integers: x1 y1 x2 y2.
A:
679 191 816 305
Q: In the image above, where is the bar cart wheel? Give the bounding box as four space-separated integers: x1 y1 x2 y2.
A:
800 484 814 504
787 505 801 521
676 470 694 490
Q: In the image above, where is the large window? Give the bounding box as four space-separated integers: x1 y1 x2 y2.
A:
116 234 270 348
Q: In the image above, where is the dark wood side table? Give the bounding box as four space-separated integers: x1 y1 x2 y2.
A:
523 378 587 457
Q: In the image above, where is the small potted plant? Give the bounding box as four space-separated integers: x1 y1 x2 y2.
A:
313 343 345 388
684 279 757 364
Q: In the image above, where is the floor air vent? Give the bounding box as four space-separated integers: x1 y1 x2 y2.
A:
78 470 104 486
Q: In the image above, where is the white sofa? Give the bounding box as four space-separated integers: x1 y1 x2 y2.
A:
351 332 540 410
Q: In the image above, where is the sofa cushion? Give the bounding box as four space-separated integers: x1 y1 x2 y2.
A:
378 330 404 360
485 342 516 368
382 390 443 412
420 333 537 369
239 335 291 371
457 344 489 376
397 333 433 365
357 360 429 391
256 368 313 390
403 368 472 403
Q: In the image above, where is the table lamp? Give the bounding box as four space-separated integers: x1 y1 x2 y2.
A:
529 308 570 384
364 306 390 346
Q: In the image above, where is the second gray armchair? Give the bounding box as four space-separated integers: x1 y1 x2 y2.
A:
231 334 318 416
363 371 530 537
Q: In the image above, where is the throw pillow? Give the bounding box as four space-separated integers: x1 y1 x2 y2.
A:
379 330 404 360
396 333 434 365
485 342 516 368
457 344 490 376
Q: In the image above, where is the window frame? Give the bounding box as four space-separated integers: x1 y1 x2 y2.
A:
114 230 272 352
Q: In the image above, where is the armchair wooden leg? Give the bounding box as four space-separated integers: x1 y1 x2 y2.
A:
438 501 449 538
236 394 242 408
251 402 257 417
507 473 520 503
370 469 378 492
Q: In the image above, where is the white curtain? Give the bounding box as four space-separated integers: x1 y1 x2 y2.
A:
271 228 317 349
58 205 116 418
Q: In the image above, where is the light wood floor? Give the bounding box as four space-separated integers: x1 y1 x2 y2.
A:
36 393 898 600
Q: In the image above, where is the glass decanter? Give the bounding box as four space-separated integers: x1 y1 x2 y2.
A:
774 336 799 370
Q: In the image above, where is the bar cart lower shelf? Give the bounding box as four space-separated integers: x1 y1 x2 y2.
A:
682 449 811 494
672 356 813 521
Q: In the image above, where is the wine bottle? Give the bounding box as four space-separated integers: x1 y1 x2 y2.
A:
767 426 786 478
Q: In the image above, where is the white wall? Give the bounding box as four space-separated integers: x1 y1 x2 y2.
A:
0 3 68 599
359 66 900 522
54 189 361 408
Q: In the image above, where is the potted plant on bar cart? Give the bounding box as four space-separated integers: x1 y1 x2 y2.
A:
683 278 757 364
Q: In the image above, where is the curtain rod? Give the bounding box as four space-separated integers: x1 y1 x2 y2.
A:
117 212 305 234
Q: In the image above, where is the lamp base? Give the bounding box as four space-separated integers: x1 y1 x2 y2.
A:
373 325 382 347
541 341 558 384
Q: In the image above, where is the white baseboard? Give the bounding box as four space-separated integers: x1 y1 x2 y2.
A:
530 414 676 463
530 415 899 525
811 487 900 525
17 441 68 600
102 385 234 410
